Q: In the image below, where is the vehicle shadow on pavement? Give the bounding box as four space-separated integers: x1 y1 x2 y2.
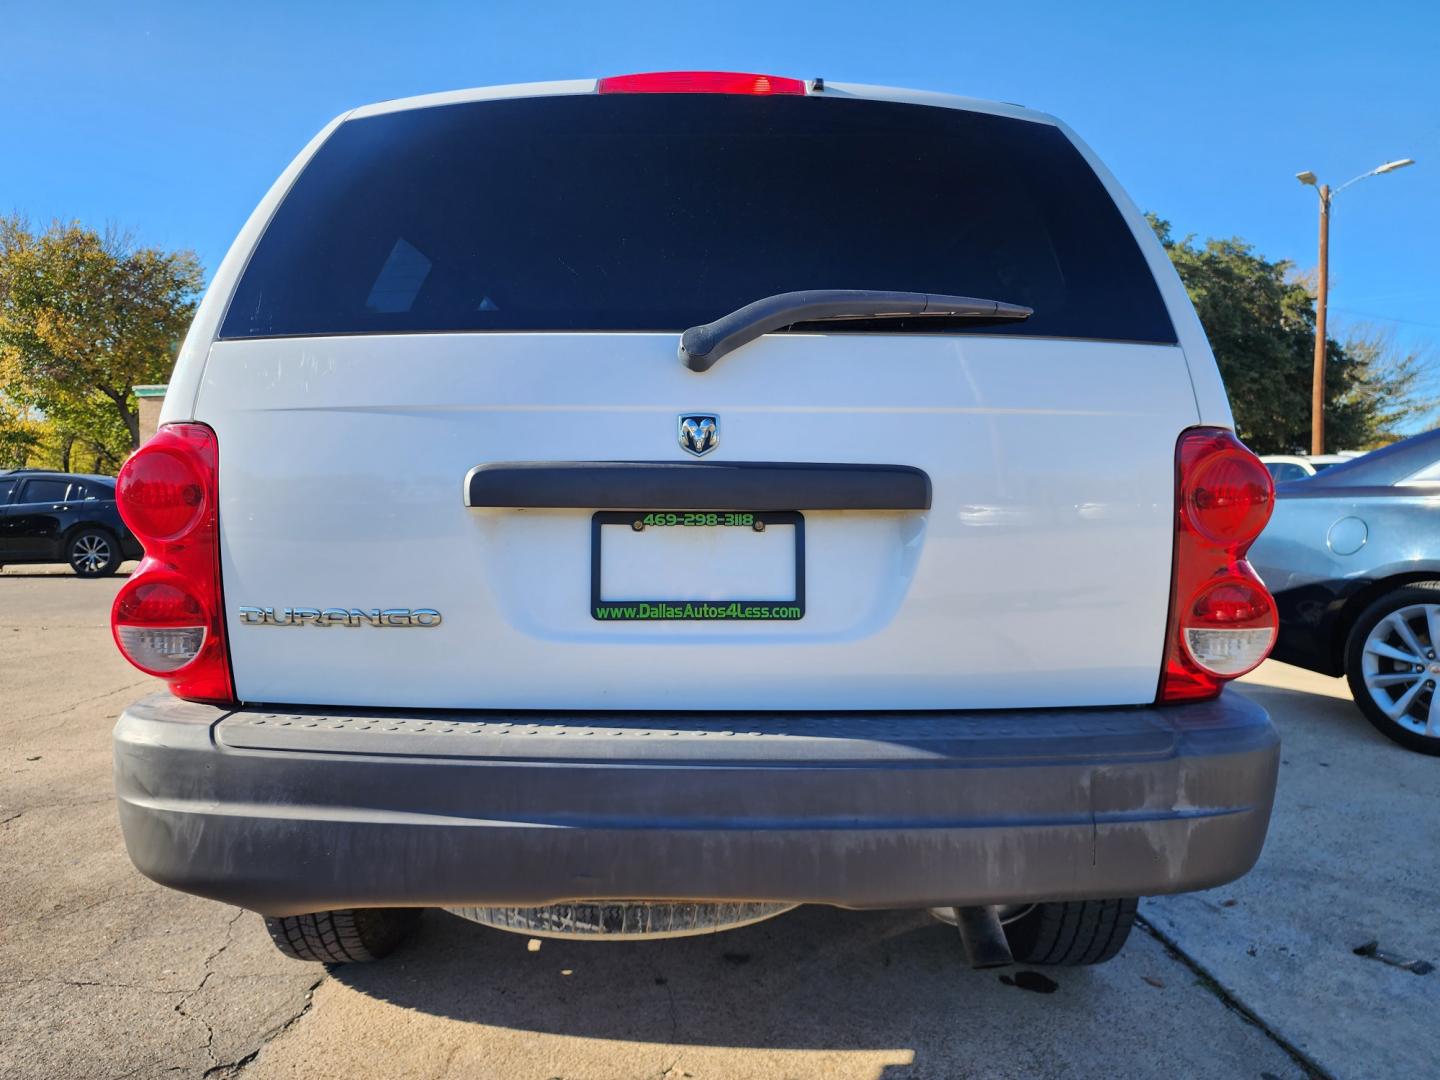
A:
329 905 1107 1049
321 904 1186 1065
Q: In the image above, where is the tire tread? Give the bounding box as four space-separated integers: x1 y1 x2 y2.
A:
264 908 419 963
1005 898 1137 966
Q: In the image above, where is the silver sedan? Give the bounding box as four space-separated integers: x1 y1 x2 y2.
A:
1248 428 1440 754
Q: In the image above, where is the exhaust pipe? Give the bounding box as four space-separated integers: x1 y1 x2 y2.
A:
952 905 1014 969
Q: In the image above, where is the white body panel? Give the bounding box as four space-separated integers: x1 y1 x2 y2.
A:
198 332 1197 709
165 77 1230 711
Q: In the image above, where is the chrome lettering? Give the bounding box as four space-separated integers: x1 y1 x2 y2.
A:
238 606 441 627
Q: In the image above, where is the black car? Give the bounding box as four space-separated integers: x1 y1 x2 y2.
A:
0 470 144 577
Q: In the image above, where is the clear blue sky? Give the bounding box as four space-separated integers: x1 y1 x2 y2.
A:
4 0 1436 404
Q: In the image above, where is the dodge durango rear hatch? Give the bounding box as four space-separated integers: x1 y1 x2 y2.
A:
197 80 1197 711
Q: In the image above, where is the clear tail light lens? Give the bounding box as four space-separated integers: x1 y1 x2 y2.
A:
1184 626 1277 676
114 578 208 672
1159 428 1277 702
116 625 207 671
111 424 234 703
1184 578 1277 676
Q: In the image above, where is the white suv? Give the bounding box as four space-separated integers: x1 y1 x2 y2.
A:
110 71 1280 968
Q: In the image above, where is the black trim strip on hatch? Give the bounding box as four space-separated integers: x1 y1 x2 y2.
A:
464 461 932 511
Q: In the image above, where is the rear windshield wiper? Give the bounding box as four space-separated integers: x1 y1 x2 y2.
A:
678 290 1033 372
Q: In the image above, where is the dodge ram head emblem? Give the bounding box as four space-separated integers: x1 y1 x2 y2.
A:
678 414 718 457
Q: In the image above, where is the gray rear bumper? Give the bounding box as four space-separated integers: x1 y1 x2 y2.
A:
113 692 1279 917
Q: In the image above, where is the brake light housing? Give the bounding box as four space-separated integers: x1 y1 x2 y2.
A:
112 423 234 704
598 71 808 96
1159 428 1277 702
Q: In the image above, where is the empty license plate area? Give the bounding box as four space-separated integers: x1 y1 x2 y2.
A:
591 512 805 620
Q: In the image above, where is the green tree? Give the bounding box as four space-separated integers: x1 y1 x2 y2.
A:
0 393 42 469
1326 325 1432 449
0 217 202 468
1147 214 1429 453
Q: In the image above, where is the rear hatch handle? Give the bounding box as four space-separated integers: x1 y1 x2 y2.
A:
678 289 1033 372
465 460 931 511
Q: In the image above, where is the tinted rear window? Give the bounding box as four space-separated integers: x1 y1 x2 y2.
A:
221 94 1175 343
19 478 69 503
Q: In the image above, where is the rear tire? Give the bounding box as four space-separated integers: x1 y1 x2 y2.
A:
1344 585 1440 755
67 528 121 577
263 908 421 963
1002 898 1138 966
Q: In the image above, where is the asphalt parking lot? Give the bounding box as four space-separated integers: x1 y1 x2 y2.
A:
2 567 1436 1080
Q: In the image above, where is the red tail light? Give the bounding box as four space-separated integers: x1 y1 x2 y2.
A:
112 423 234 704
598 71 807 95
1159 428 1277 702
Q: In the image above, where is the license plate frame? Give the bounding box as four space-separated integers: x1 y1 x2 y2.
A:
590 510 805 621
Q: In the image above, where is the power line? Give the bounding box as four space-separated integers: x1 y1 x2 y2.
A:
1330 307 1440 330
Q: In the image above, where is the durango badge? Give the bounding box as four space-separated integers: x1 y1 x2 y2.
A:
678 414 718 456
238 607 442 627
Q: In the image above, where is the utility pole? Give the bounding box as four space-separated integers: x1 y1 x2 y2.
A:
1296 159 1414 455
1311 184 1330 455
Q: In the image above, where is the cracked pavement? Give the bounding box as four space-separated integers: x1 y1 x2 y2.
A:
1 569 321 1080
3 566 1436 1079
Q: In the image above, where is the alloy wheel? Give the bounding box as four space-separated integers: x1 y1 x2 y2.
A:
71 534 112 574
1360 603 1440 739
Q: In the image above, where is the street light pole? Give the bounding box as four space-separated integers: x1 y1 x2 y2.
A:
1310 184 1330 455
1295 159 1414 454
